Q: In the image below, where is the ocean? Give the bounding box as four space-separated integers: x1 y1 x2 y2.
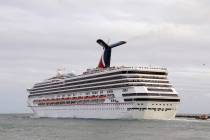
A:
0 114 209 140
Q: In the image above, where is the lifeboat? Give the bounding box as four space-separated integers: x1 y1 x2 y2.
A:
99 95 106 98
90 95 96 99
78 97 83 100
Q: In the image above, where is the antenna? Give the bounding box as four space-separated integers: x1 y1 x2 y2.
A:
56 68 65 76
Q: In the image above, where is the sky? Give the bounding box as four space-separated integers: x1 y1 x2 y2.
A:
0 0 210 114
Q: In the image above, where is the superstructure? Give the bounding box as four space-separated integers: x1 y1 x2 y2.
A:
27 39 180 119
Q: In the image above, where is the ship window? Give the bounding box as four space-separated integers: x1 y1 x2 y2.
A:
147 88 173 92
122 88 128 92
107 90 113 93
85 92 90 95
92 91 98 94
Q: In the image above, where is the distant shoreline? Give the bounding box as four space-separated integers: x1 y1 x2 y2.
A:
176 113 210 119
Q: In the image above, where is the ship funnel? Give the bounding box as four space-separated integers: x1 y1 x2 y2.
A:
97 39 126 68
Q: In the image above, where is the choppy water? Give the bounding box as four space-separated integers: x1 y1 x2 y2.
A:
0 114 210 140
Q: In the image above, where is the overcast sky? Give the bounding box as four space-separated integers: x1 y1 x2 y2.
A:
0 0 210 114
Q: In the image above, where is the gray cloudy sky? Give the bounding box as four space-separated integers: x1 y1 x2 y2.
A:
0 0 210 113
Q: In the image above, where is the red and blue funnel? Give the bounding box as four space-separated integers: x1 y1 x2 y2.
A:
97 39 126 68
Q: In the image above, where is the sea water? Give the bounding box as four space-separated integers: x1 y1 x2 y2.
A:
0 114 210 140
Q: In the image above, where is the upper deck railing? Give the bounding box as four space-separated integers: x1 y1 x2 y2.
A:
83 66 167 75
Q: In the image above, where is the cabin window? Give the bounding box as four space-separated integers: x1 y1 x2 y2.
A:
92 91 98 94
107 90 113 93
122 88 128 92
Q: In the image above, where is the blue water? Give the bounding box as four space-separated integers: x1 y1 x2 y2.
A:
0 114 210 140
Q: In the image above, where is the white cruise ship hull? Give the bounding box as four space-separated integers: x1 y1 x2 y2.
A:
30 102 178 120
28 67 180 120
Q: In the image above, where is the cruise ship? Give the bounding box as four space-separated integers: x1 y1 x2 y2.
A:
27 39 180 120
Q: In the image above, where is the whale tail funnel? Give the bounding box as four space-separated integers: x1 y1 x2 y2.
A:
97 39 126 68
